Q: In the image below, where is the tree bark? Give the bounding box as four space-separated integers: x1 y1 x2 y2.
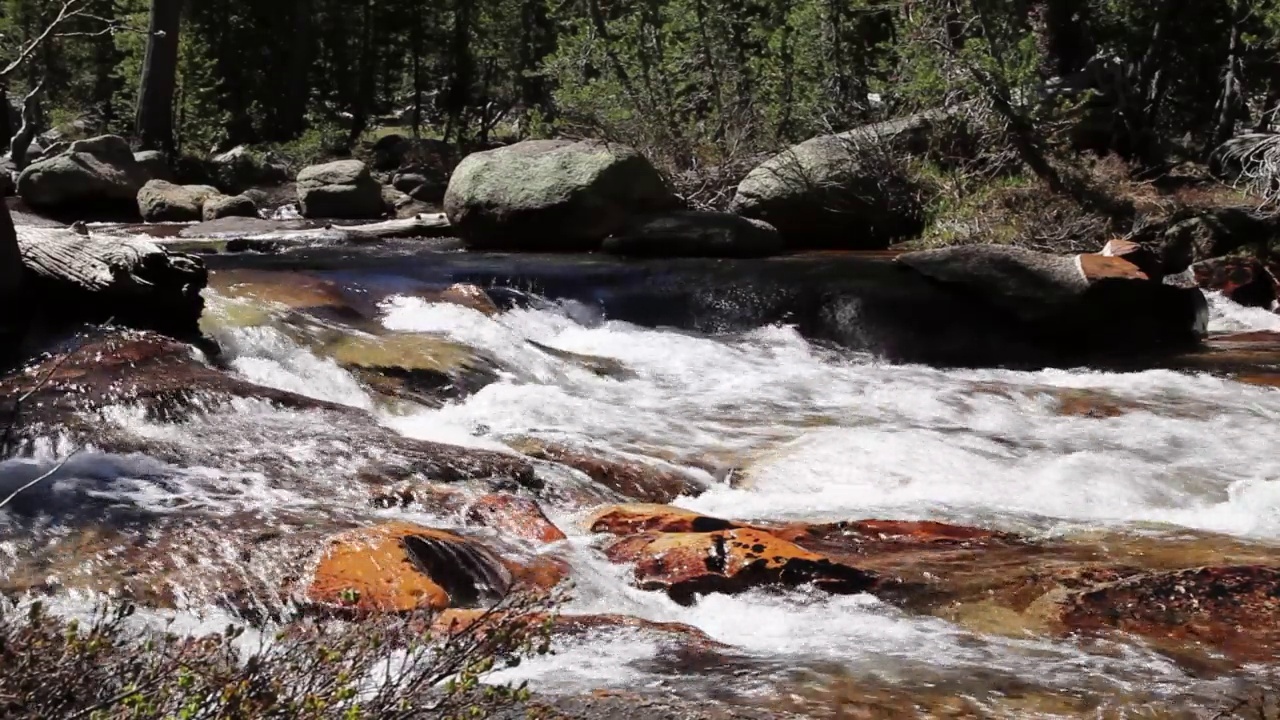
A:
0 200 25 350
135 0 184 154
278 0 313 141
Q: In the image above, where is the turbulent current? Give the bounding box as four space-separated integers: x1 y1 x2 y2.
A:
4 254 1280 716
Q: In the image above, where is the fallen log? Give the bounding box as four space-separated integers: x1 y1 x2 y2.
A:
16 225 207 342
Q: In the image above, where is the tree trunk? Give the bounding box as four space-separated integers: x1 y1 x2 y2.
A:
135 0 184 154
0 200 25 351
278 0 313 141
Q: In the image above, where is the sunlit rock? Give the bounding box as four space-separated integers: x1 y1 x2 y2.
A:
444 139 675 251
603 528 878 603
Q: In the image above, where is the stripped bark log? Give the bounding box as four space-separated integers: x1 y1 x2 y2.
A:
16 226 206 340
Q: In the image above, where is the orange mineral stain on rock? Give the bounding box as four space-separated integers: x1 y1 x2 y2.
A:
307 523 517 613
603 528 877 603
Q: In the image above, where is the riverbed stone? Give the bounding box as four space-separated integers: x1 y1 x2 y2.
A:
1192 255 1278 308
444 139 676 251
297 159 384 219
307 523 516 612
17 134 150 216
510 440 707 503
1051 565 1280 663
137 180 221 222
202 192 260 221
603 528 878 603
730 117 932 249
603 211 784 258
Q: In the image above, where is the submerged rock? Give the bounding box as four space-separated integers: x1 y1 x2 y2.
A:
510 440 708 503
444 139 675 251
1051 565 1280 664
604 528 878 603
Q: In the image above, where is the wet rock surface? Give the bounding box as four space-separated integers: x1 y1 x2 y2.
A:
604 528 880 603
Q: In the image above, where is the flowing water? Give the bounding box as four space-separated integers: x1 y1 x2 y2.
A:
4 248 1280 716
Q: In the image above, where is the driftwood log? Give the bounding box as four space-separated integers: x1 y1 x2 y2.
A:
177 213 453 247
15 225 207 343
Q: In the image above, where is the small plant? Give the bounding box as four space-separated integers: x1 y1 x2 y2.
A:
0 591 557 719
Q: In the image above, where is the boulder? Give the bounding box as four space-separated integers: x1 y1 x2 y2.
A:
392 171 445 203
297 159 385 219
137 180 221 222
381 184 431 219
443 139 675 251
202 193 259 221
1192 255 1278 308
729 117 932 249
306 523 516 612
1053 565 1280 664
589 505 742 536
210 145 290 193
603 528 878 604
464 493 567 544
134 150 173 182
895 244 1209 359
1128 206 1280 275
17 134 149 216
603 211 784 258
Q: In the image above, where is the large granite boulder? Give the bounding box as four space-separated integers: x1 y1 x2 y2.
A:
296 159 384 219
137 180 221 222
444 139 676 251
17 135 149 216
730 116 932 249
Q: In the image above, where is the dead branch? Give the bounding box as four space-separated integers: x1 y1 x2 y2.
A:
0 1 124 81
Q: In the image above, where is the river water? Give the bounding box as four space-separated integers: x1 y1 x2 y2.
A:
5 249 1280 716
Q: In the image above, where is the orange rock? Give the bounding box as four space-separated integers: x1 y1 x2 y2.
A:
1054 565 1280 663
603 528 877 603
306 523 515 612
1077 253 1148 282
414 283 501 316
467 493 567 544
589 504 742 536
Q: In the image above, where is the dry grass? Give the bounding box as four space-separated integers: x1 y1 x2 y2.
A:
0 592 556 720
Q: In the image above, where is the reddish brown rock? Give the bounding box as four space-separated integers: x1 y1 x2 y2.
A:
466 493 567 544
512 440 705 503
305 523 569 613
603 528 878 603
589 505 743 536
1192 256 1278 308
369 486 566 544
1054 565 1280 663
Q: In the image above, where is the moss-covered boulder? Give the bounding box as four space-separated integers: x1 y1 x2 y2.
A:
444 139 675 251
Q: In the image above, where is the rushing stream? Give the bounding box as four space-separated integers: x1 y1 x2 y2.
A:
4 246 1280 717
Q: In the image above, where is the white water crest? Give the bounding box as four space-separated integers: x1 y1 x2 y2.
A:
56 283 1280 704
